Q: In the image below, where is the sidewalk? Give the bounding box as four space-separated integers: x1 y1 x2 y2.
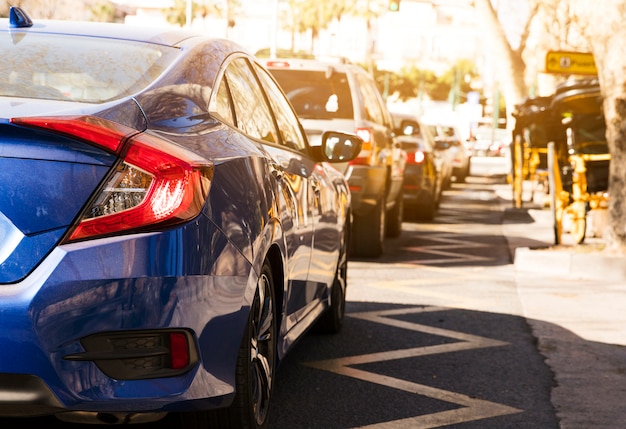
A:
504 202 626 282
497 185 626 428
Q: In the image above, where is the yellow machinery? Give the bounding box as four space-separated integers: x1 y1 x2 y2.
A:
511 78 609 244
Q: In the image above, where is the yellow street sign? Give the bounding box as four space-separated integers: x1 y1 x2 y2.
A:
545 51 597 75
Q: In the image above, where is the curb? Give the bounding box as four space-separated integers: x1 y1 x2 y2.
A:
501 204 626 281
514 246 626 281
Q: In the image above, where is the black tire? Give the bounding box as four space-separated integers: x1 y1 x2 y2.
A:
350 199 385 258
442 172 452 190
176 260 277 429
385 193 403 238
454 169 467 183
314 226 348 334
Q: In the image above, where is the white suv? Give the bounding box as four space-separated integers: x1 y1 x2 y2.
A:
264 58 405 258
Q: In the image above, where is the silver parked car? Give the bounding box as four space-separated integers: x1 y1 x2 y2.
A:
262 58 406 258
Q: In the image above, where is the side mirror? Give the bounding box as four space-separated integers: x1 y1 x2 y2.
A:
320 131 363 163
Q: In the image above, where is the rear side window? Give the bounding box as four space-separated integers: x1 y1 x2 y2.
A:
254 65 307 152
223 58 277 143
269 69 354 120
355 73 385 125
0 33 178 103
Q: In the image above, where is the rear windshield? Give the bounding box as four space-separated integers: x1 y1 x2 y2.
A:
0 33 179 103
269 69 354 120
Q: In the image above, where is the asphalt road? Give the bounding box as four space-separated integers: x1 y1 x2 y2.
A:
268 175 559 428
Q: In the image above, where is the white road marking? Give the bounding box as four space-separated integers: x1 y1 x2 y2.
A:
387 231 494 265
304 306 523 428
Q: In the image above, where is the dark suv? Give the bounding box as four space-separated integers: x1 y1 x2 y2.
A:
264 58 405 257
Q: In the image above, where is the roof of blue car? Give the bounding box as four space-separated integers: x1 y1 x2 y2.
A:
0 17 201 47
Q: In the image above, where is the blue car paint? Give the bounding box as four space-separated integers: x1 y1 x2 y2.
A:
0 15 353 422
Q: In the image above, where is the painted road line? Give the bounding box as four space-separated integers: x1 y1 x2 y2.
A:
304 306 523 428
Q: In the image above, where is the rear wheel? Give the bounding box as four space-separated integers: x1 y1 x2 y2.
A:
455 163 469 183
385 193 403 238
350 199 385 258
177 260 277 429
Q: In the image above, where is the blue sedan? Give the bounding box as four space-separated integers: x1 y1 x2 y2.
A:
0 7 361 428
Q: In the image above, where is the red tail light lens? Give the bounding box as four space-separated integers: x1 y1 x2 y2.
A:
11 115 213 242
355 128 372 145
169 332 190 370
265 60 291 68
406 150 425 164
351 127 373 165
11 115 136 153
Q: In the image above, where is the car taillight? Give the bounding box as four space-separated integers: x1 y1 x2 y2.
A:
265 60 291 68
11 115 213 242
351 127 373 165
11 115 136 153
407 150 425 164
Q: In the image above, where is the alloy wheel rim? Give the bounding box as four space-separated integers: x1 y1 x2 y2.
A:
250 272 275 425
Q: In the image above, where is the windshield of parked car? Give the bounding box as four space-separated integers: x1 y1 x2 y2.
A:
0 33 179 103
269 69 354 120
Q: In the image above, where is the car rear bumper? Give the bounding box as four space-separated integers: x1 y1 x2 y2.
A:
0 373 64 417
0 373 169 423
345 164 387 216
0 222 253 416
402 165 434 201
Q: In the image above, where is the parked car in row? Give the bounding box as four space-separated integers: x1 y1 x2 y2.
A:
423 120 472 184
262 57 406 258
391 112 446 221
470 125 512 157
0 8 363 428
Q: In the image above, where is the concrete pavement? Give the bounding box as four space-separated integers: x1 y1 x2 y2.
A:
498 187 626 428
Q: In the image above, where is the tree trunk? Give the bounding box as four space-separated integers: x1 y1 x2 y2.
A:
570 0 626 254
473 0 528 127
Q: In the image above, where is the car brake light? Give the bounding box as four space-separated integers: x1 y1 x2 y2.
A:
265 60 291 68
11 115 213 242
352 127 373 165
11 115 136 153
355 128 372 145
407 150 425 164
169 332 190 369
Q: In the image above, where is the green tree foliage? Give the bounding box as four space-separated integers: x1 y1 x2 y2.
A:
89 1 119 23
164 0 233 28
282 0 381 54
371 60 478 103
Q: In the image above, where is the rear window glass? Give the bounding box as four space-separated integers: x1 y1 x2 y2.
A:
0 33 178 103
269 69 354 120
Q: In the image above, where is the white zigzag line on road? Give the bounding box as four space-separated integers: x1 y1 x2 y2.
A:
400 233 495 264
304 306 523 429
402 248 492 265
